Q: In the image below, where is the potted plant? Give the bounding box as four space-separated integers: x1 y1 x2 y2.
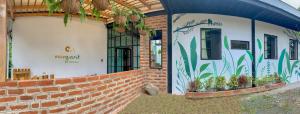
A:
112 5 128 26
61 0 80 14
113 23 127 33
188 77 202 92
216 76 226 91
129 9 145 23
228 75 239 90
135 20 156 37
92 0 110 11
238 75 248 88
205 77 216 92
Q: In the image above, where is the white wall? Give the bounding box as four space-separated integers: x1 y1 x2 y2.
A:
12 16 107 78
172 14 252 94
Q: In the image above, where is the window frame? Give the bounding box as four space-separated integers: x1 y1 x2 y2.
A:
289 39 298 60
231 40 250 50
149 30 163 69
264 34 278 60
200 28 222 60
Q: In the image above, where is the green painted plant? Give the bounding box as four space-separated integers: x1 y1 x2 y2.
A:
278 49 300 83
255 39 264 76
224 36 246 76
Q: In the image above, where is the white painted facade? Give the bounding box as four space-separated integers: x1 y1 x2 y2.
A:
172 13 300 94
12 16 107 78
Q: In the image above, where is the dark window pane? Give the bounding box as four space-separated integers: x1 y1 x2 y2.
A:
231 40 249 50
290 39 298 60
264 34 278 59
201 28 221 60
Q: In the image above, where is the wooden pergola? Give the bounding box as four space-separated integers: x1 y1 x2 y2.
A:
7 0 164 22
0 0 164 81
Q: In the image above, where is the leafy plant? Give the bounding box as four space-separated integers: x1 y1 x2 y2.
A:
278 49 300 83
216 76 226 91
205 77 215 91
238 75 248 88
255 76 275 86
228 75 239 90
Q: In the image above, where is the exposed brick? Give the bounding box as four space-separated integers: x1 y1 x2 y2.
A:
20 95 33 100
27 88 40 93
97 85 107 91
19 81 37 87
61 85 76 91
72 77 87 83
0 97 16 103
77 95 89 101
87 76 99 81
68 103 81 110
41 101 58 107
0 81 17 87
61 98 75 105
42 87 59 92
20 111 38 114
32 103 39 108
0 90 5 95
36 95 48 100
10 104 28 110
68 90 82 96
55 78 71 85
51 93 66 98
38 80 54 86
0 106 6 111
50 107 65 113
8 89 24 95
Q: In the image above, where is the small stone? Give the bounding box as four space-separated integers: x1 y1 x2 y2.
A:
144 83 159 96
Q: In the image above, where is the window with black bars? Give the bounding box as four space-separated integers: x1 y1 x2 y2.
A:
290 39 298 60
264 34 278 59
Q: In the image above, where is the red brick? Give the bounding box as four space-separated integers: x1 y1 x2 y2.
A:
72 77 87 83
8 89 24 95
38 80 54 86
61 85 76 91
0 81 17 87
41 101 58 107
20 96 33 100
77 95 89 101
100 75 109 79
51 93 66 98
37 95 48 100
42 87 59 92
90 81 102 86
68 90 82 96
68 103 81 110
55 78 71 85
27 88 40 93
0 90 5 95
83 100 95 106
50 107 65 113
88 76 99 81
32 103 39 108
77 83 90 88
0 106 6 111
0 97 16 103
10 104 28 110
19 81 37 87
61 98 75 105
97 85 107 91
20 111 38 114
83 88 95 93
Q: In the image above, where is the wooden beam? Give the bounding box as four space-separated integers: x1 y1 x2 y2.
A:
138 0 151 9
6 0 14 19
112 0 139 10
0 0 7 82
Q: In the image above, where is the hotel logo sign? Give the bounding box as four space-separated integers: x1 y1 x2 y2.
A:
55 46 80 64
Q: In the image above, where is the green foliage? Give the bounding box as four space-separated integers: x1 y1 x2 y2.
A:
255 76 275 86
195 77 203 91
278 49 299 83
216 76 226 91
228 75 239 90
178 42 191 78
205 77 215 90
190 37 197 72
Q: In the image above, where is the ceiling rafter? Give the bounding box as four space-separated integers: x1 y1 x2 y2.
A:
138 0 151 9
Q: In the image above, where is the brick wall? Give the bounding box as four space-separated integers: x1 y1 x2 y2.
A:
140 15 168 92
0 70 144 114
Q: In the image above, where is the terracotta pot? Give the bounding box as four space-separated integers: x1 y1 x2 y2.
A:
116 26 125 33
139 29 147 36
114 16 127 26
92 0 110 11
61 0 80 14
130 15 140 22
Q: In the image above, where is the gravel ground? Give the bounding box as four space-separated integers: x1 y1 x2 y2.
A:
120 85 300 114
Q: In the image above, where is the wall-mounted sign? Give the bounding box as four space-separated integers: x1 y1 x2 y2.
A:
54 46 80 64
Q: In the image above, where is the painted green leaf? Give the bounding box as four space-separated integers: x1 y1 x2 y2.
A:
285 52 291 74
190 37 197 72
200 73 212 79
258 55 263 63
212 61 218 77
178 42 191 78
200 63 210 73
236 65 245 76
64 13 69 26
278 49 286 76
237 54 246 67
224 36 229 50
246 50 253 62
291 61 300 75
257 39 262 50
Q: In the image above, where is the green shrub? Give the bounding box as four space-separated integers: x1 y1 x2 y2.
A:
216 76 226 91
205 77 215 91
195 77 203 91
255 76 275 86
228 75 239 90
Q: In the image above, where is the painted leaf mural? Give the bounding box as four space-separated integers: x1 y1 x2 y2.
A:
190 37 197 72
246 50 253 61
224 36 229 50
200 63 210 72
278 49 286 76
178 42 191 78
237 55 246 67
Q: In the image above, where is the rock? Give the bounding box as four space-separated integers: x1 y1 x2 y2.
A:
144 83 159 96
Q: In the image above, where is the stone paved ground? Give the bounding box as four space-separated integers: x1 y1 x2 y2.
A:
120 82 300 114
